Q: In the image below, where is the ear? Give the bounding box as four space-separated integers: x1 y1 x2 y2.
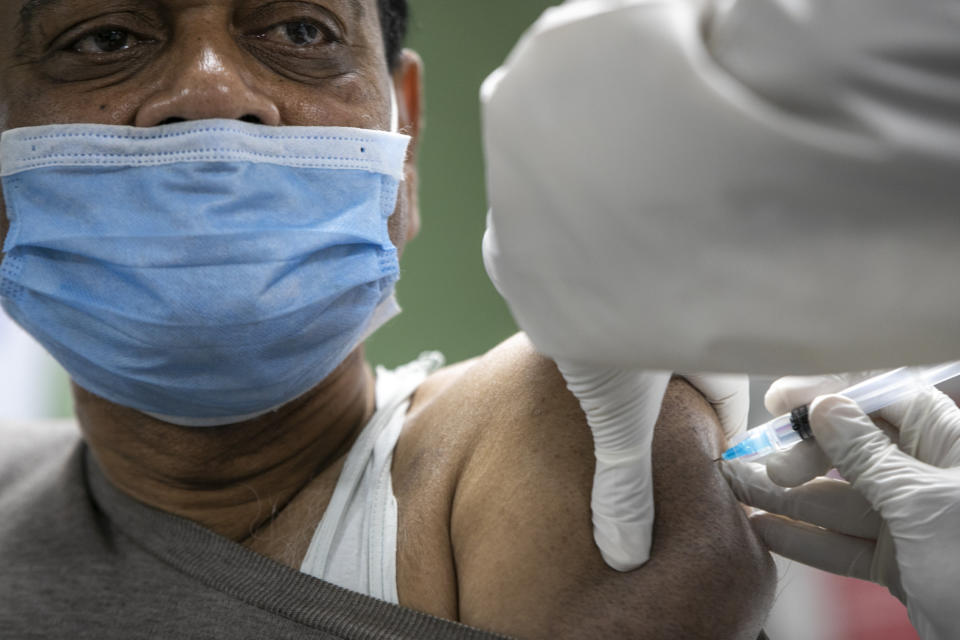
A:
393 49 424 244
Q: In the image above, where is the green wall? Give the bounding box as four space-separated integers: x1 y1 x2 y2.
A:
366 1 557 368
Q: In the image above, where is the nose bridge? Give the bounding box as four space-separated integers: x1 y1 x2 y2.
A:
135 26 281 127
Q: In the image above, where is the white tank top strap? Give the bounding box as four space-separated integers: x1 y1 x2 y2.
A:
299 351 445 604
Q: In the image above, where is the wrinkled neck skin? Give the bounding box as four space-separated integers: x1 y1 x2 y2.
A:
75 347 376 543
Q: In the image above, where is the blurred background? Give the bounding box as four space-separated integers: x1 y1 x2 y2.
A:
0 1 926 638
365 0 549 368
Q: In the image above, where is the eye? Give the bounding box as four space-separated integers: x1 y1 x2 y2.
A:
261 21 329 47
70 28 142 54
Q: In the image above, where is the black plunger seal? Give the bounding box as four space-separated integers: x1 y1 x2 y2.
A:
790 405 814 441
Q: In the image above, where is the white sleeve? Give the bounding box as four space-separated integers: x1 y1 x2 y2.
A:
707 0 960 152
482 0 960 375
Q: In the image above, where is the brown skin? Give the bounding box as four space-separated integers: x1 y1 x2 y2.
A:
0 2 775 638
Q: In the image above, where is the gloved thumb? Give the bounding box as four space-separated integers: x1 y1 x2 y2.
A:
591 451 654 571
763 440 832 487
681 373 750 441
555 362 668 571
809 395 916 511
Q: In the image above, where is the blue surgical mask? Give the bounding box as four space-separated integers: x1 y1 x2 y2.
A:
0 118 410 426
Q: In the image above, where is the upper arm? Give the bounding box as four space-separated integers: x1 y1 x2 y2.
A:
451 335 774 639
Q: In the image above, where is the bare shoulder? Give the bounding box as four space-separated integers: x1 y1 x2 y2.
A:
408 333 581 446
392 334 581 619
404 333 775 639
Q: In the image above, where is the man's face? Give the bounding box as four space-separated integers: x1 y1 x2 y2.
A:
0 0 421 250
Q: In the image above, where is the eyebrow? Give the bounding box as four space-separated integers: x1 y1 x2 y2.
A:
15 0 368 56
19 0 61 31
346 0 365 20
17 0 74 51
18 0 367 33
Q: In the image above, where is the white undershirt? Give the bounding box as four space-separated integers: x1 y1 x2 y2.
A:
299 352 444 603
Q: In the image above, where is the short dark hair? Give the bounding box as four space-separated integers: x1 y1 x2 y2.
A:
378 0 409 71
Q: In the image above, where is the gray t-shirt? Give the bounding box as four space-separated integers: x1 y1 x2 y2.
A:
0 420 504 639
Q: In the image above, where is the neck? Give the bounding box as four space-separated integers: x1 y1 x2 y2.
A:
75 348 376 542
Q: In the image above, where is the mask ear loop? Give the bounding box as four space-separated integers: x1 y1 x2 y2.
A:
389 85 400 133
356 84 404 344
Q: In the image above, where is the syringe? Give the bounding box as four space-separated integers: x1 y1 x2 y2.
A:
721 361 960 462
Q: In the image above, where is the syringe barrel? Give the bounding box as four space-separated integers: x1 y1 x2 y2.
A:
722 361 960 462
769 414 803 449
840 362 960 415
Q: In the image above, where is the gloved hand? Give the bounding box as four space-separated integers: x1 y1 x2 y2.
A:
723 385 960 640
759 372 884 487
559 360 748 571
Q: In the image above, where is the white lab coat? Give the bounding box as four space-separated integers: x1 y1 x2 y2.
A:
482 0 960 375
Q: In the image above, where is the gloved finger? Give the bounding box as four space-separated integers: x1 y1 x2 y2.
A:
763 440 833 487
722 459 881 538
681 373 750 441
556 362 669 571
592 451 654 571
879 387 960 467
749 511 878 581
872 524 905 602
809 395 921 512
558 363 670 454
764 370 891 418
764 374 858 417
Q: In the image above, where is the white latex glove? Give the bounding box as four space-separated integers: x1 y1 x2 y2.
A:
559 361 748 571
680 372 750 442
723 386 960 640
486 210 751 571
